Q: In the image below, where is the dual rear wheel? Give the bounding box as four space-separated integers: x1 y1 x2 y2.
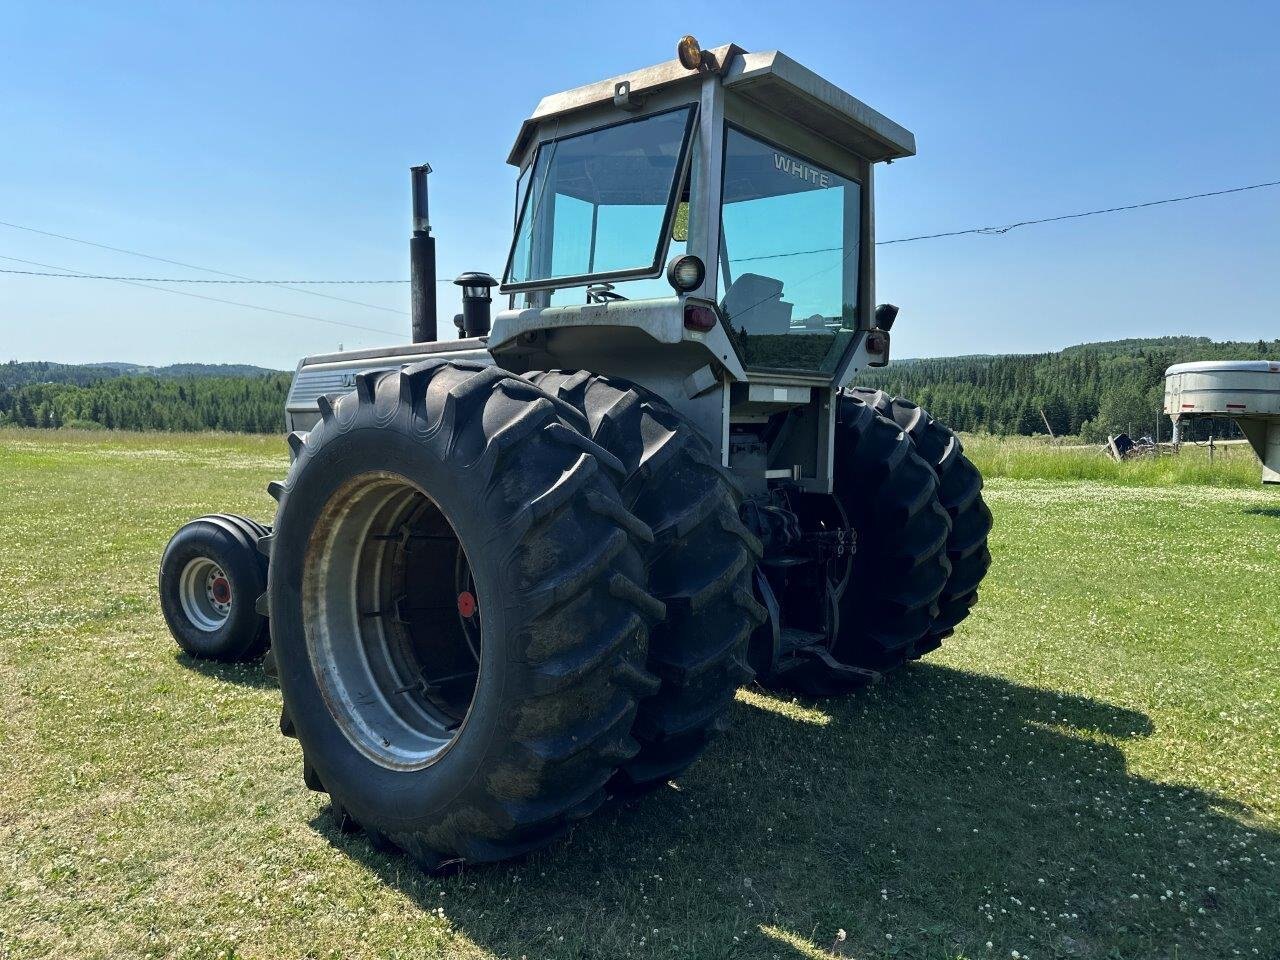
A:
528 372 764 794
830 389 991 669
750 389 991 695
158 361 989 869
265 361 763 869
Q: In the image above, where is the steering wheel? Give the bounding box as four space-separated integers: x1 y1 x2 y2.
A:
586 283 629 304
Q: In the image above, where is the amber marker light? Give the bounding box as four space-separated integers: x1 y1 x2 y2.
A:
677 35 703 70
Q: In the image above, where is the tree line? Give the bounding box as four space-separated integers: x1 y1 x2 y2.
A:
0 373 291 433
0 359 282 389
3 336 1275 437
859 336 1278 441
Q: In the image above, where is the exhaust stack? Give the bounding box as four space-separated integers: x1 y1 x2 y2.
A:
409 164 437 343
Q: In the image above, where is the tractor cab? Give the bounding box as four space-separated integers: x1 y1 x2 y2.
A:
490 39 915 491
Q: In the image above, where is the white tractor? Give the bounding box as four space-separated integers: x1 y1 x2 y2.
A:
159 37 992 870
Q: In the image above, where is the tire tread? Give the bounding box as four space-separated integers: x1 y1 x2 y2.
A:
271 360 661 868
529 371 764 793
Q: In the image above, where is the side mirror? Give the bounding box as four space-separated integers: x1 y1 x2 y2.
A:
874 303 899 332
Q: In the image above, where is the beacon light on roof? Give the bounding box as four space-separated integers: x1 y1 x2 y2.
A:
677 35 704 71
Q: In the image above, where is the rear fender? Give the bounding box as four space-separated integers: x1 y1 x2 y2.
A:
488 297 745 460
285 339 492 432
488 297 747 383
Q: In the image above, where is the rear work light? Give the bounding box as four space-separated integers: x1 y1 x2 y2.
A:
683 303 718 333
667 254 706 292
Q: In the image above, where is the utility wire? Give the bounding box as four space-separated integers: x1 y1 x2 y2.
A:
5 177 1274 291
0 268 408 283
723 178 1280 322
876 178 1280 245
0 219 412 313
0 254 403 338
731 178 1280 262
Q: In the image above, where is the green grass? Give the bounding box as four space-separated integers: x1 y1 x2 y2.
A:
1 428 1277 960
962 433 1263 488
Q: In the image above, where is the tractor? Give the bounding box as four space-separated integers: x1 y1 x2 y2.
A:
158 37 992 871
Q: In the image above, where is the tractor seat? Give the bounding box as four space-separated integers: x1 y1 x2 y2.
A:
721 273 794 335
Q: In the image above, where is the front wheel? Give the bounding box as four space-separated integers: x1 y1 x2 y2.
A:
158 514 270 662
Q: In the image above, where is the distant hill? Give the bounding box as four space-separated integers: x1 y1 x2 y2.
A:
860 335 1279 441
3 336 1277 437
0 360 283 388
1057 336 1266 357
0 361 291 433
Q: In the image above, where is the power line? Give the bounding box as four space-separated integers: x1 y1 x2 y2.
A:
724 177 1280 323
0 268 409 283
0 219 412 314
4 177 1276 292
0 254 403 338
731 178 1280 262
876 178 1280 246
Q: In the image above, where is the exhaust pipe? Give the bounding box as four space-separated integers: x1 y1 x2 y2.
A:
409 164 437 343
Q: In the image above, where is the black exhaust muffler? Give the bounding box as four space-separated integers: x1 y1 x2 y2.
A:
409 164 437 343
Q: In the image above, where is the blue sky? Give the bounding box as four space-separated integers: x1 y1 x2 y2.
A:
1 1 1277 368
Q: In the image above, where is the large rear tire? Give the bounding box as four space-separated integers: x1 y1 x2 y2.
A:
848 388 992 651
829 392 952 671
266 361 662 869
529 371 764 793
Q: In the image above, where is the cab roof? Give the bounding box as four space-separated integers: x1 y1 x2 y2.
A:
507 43 916 167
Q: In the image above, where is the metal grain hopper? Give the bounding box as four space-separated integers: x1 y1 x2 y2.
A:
1165 360 1280 483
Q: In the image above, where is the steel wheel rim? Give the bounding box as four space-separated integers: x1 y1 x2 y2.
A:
302 472 482 772
179 557 232 632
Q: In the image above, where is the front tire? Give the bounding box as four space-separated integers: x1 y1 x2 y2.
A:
267 361 662 869
158 514 270 662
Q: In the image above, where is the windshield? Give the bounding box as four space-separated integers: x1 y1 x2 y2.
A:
504 107 696 290
719 127 862 372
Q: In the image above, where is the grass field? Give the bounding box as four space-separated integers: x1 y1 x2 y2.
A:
962 434 1264 488
1 428 1277 960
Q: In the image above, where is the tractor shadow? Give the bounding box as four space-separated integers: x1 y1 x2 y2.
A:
174 651 276 689
312 663 1280 960
1243 506 1280 519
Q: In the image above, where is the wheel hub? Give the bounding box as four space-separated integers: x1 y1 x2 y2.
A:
178 557 233 632
302 472 482 771
209 575 232 607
